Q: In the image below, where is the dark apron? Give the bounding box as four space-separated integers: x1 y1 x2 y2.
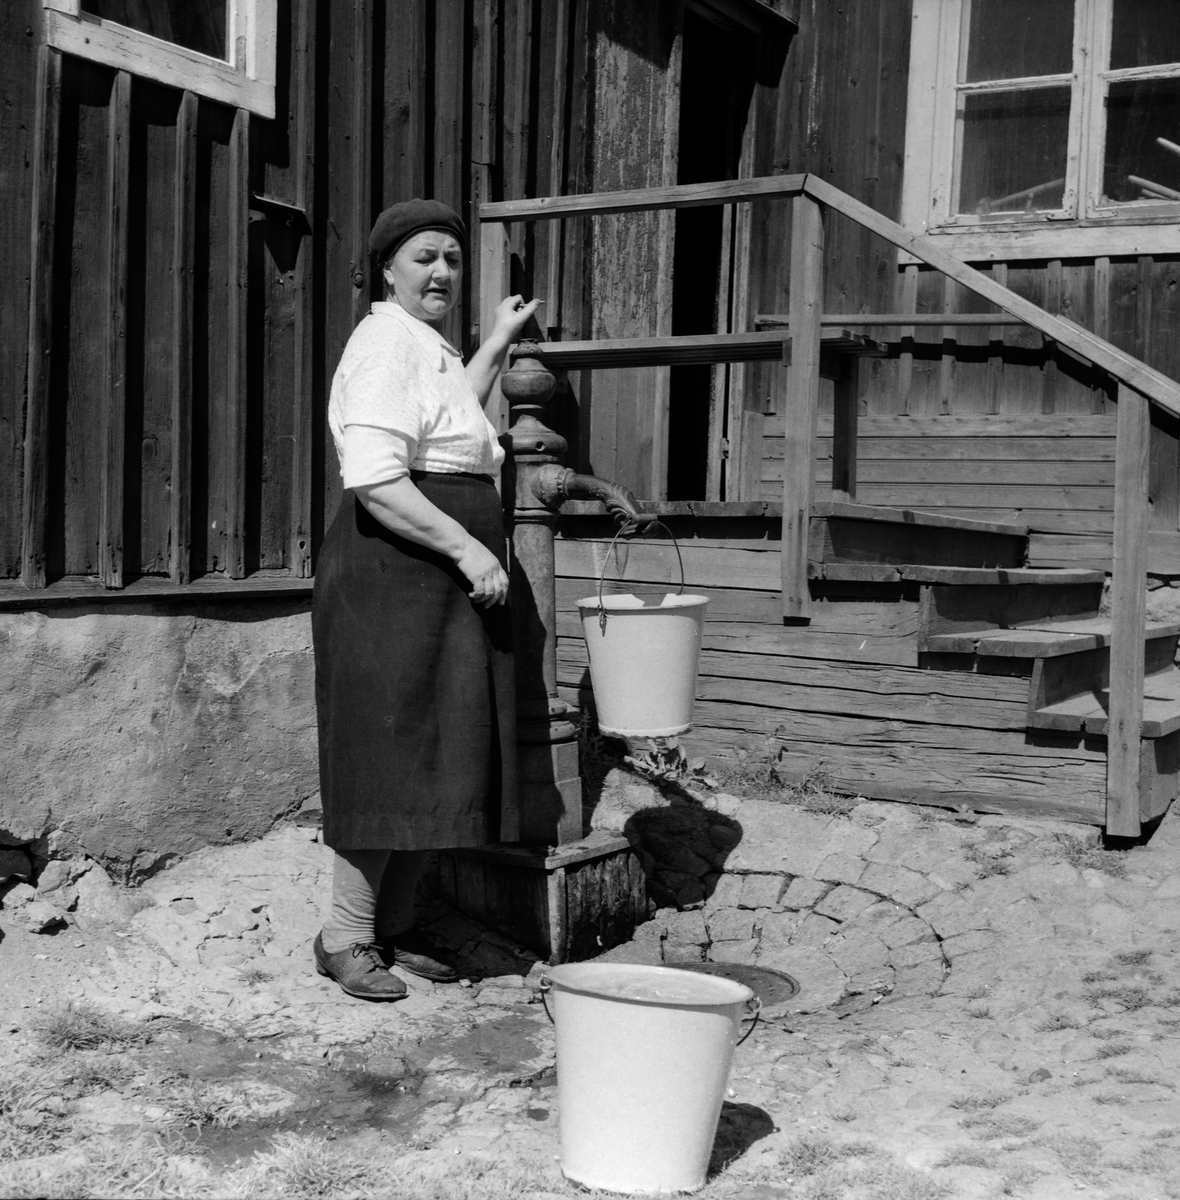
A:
312 472 517 850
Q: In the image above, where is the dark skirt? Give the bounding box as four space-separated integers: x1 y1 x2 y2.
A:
312 472 517 850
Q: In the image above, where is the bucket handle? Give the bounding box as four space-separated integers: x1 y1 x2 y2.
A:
596 519 685 634
537 976 762 1045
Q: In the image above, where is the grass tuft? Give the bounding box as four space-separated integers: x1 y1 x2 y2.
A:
1113 949 1152 966
1108 1066 1168 1087
935 1145 993 1168
779 1133 875 1178
961 1112 1040 1139
250 1132 368 1197
1043 1133 1106 1182
1054 837 1129 878
950 1091 1013 1112
1034 1013 1081 1032
31 1003 149 1053
1086 984 1152 1012
965 1003 991 1019
161 1083 249 1131
708 747 859 816
1095 1041 1133 1059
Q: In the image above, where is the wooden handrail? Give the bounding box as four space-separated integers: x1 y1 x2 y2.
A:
801 176 1180 420
510 328 883 370
479 175 807 221
757 313 1029 327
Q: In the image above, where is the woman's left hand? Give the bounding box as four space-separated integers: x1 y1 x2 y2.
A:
491 294 542 345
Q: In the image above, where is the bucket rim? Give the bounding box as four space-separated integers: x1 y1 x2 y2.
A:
545 961 755 1008
574 593 709 611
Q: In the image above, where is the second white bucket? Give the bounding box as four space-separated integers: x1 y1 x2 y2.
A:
576 592 708 738
545 962 754 1195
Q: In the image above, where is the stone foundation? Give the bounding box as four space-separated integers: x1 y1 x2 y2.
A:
0 600 318 879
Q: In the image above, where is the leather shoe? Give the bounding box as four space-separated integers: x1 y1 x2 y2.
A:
377 929 460 983
314 933 408 1000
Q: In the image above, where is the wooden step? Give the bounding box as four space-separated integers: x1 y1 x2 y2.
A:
920 578 1105 647
809 501 1028 570
812 563 1103 586
926 616 1180 658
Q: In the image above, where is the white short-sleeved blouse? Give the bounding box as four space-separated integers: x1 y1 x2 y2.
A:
328 301 505 488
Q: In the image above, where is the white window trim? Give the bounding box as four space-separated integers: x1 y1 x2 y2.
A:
902 0 1180 261
42 0 277 120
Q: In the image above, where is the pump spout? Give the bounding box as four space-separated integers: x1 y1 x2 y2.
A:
532 465 656 537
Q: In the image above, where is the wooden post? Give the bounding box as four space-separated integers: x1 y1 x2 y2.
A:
831 356 858 503
480 219 511 430
170 90 197 585
21 46 62 590
224 107 250 579
1108 382 1149 837
100 69 131 590
781 192 825 620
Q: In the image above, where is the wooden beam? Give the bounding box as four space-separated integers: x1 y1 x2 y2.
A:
804 175 1180 420
224 106 249 579
478 174 807 222
480 221 511 430
100 69 131 589
781 193 825 621
21 46 62 589
1107 382 1150 837
170 90 196 585
756 312 1029 327
513 328 880 371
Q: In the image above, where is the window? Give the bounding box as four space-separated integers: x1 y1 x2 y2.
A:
902 0 1180 258
42 0 276 118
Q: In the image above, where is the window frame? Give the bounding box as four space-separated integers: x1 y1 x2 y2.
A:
902 0 1180 260
41 0 277 119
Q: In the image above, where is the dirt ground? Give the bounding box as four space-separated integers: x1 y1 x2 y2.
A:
2 793 1180 1200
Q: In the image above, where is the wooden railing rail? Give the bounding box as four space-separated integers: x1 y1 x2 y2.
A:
479 175 808 221
801 177 1180 419
479 172 1177 836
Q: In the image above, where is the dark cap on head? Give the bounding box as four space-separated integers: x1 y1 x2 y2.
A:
369 199 466 264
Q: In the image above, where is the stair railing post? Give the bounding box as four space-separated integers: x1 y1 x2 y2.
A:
1108 382 1149 838
781 191 825 620
479 219 512 431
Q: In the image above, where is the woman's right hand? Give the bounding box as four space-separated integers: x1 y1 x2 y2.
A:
454 537 509 608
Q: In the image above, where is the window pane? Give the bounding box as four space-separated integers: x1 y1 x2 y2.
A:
958 88 1070 214
80 0 228 61
965 0 1073 82
1111 0 1180 70
1103 78 1180 204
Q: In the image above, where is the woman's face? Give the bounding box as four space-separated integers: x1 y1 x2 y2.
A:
383 230 463 323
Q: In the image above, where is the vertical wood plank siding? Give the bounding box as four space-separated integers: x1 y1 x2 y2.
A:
170 90 196 584
100 69 131 588
8 0 1180 586
20 44 62 587
5 0 601 586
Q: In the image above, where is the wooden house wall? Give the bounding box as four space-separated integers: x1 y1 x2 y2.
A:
735 7 1180 568
7 0 1180 591
0 0 599 586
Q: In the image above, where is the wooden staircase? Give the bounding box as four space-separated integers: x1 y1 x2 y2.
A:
806 503 1180 827
487 172 1180 836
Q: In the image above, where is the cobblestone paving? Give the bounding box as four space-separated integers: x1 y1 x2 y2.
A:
3 791 1180 1198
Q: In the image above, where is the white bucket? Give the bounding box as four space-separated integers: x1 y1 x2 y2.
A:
545 962 754 1195
576 592 708 738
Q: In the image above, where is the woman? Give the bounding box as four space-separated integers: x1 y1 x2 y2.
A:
313 198 539 1000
